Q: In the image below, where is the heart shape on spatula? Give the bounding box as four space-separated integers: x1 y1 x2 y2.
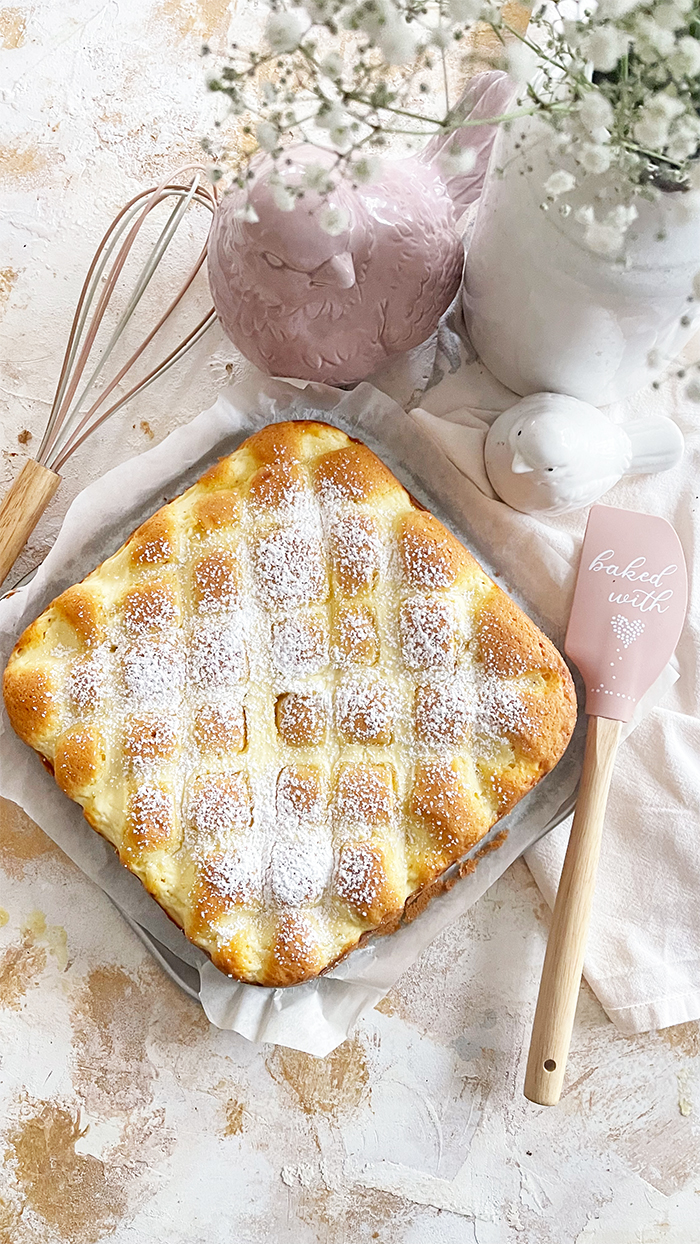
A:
524 503 688 1106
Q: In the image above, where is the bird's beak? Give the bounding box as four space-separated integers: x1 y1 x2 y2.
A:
511 450 534 474
312 252 356 289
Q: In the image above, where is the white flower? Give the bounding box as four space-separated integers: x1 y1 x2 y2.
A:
264 11 304 54
584 220 625 254
431 26 451 49
654 3 688 30
582 25 630 72
319 204 350 235
634 93 685 148
354 0 418 64
646 92 686 121
544 169 576 198
378 14 419 64
319 52 343 79
595 0 641 17
607 203 638 231
302 163 334 193
634 113 670 148
305 0 341 20
578 90 614 135
351 154 382 183
271 182 297 211
577 203 637 255
448 0 483 20
666 114 700 160
580 142 613 174
669 36 700 80
316 102 345 132
507 41 539 85
439 145 477 176
256 121 279 152
234 201 259 223
685 379 700 402
635 16 676 59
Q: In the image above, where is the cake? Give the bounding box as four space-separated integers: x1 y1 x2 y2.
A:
3 421 577 986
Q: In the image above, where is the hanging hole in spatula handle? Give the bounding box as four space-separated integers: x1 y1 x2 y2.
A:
524 715 622 1106
0 459 61 589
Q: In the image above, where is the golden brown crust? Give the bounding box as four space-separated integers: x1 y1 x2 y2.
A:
2 419 577 986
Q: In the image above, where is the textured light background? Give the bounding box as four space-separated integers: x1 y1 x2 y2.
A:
1 3 700 1241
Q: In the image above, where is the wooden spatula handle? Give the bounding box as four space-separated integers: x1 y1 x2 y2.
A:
0 459 61 588
524 714 622 1106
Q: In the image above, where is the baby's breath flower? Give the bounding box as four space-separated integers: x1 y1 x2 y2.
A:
585 219 625 255
447 0 484 19
669 36 700 80
634 15 677 59
302 163 335 193
319 52 344 79
578 91 614 134
351 154 383 183
207 0 700 263
271 182 297 211
544 169 576 198
654 4 688 31
439 145 477 177
582 24 630 72
595 0 641 18
256 121 279 152
507 41 539 85
319 204 350 235
264 11 305 54
666 114 700 161
580 142 613 174
234 202 259 223
685 379 700 402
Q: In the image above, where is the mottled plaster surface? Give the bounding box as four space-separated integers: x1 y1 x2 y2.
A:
1 3 699 1241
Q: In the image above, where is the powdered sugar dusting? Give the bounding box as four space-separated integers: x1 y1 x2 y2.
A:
122 640 184 710
201 850 261 908
253 526 325 605
400 596 455 671
271 615 328 676
188 773 251 844
331 515 380 593
336 842 383 916
269 838 333 907
188 621 248 689
68 646 109 711
416 680 471 746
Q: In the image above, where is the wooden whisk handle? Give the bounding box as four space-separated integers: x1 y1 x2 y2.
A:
524 715 622 1106
0 460 61 588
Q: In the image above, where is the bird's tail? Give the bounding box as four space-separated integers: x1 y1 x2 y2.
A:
625 414 685 475
421 71 516 211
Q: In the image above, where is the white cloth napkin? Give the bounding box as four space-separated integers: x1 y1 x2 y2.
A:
410 325 700 1035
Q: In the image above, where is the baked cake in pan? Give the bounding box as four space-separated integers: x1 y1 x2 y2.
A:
3 421 576 986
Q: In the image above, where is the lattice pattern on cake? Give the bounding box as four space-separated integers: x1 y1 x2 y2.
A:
3 421 577 986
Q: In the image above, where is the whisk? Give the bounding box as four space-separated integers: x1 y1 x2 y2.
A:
0 164 219 588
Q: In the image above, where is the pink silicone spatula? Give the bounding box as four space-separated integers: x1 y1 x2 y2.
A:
524 504 688 1106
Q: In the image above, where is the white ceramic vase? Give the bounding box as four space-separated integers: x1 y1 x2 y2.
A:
463 118 700 405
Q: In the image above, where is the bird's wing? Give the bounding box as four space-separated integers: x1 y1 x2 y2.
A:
370 198 463 351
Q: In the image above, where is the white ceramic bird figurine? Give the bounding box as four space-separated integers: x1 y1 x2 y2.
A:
485 392 685 515
208 72 514 385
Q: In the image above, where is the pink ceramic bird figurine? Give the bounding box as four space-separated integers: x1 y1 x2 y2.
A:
208 72 513 385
